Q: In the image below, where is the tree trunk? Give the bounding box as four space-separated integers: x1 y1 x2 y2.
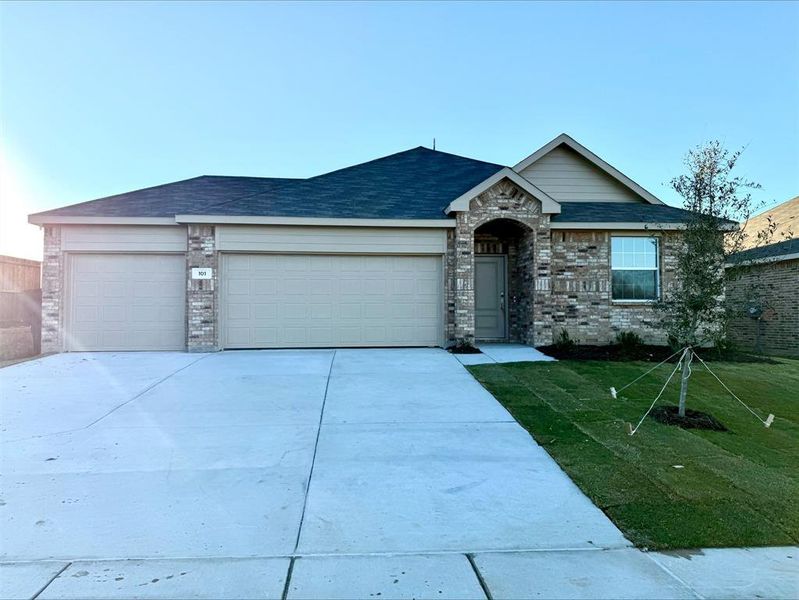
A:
678 347 692 418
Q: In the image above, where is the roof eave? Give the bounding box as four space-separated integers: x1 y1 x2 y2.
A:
175 215 456 228
28 215 179 226
550 220 737 231
725 252 799 267
550 221 686 230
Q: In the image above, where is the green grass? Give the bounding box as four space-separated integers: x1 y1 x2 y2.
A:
468 356 799 550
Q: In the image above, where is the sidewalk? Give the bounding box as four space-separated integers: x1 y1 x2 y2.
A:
3 546 796 599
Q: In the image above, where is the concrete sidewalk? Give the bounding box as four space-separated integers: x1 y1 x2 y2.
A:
3 547 796 599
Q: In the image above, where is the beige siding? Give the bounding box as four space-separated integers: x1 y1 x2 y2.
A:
216 225 447 254
61 225 187 252
519 145 644 203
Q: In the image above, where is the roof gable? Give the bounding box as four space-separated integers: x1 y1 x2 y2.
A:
513 134 663 205
445 168 561 214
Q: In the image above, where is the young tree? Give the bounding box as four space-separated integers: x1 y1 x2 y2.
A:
659 142 762 416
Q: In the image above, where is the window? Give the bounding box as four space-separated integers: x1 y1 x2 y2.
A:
611 236 660 301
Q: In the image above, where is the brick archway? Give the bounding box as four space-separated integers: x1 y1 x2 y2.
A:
446 178 553 346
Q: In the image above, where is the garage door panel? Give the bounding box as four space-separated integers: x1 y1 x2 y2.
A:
309 304 332 319
227 303 251 320
252 279 277 295
222 254 442 348
252 327 278 345
253 304 277 319
227 279 251 295
102 305 127 322
308 255 333 270
74 280 100 298
68 254 185 351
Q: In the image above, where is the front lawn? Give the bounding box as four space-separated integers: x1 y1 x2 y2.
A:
468 357 799 550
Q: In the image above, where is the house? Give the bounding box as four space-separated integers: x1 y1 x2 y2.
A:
29 134 698 353
725 198 798 356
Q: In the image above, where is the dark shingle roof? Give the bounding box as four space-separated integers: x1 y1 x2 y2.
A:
32 148 504 220
552 202 697 223
31 147 705 224
199 147 504 219
728 238 799 264
31 176 297 218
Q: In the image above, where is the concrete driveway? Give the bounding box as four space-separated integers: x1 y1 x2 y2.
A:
2 349 791 599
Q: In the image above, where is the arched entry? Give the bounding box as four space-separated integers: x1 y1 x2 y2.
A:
473 218 535 342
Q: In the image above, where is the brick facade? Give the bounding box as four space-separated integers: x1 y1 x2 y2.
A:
726 258 799 356
444 179 684 347
41 225 64 353
186 224 218 352
548 230 681 345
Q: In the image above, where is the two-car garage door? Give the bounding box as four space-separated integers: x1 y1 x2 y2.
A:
220 254 442 348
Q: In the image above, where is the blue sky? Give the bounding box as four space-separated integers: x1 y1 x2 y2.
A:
1 1 797 258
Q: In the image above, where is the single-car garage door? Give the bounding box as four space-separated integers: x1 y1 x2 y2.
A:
67 254 186 351
221 254 442 348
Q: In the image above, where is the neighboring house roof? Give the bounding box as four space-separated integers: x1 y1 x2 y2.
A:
740 196 798 249
727 238 799 265
513 133 664 205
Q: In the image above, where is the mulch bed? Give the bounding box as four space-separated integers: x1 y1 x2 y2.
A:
538 344 675 362
447 343 482 354
650 406 728 431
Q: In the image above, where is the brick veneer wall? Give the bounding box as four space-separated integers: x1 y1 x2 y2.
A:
186 224 218 352
726 258 799 356
41 225 64 353
448 179 552 346
549 230 681 345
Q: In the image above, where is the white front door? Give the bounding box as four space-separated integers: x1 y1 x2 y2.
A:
475 255 506 340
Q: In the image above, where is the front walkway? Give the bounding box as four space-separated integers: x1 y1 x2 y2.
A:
454 342 557 365
1 350 795 598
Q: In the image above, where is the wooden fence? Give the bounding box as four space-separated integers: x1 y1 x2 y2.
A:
0 255 41 292
0 255 42 355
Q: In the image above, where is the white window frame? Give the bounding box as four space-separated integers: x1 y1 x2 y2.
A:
610 235 661 303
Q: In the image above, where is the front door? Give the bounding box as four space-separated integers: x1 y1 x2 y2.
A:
475 256 506 339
